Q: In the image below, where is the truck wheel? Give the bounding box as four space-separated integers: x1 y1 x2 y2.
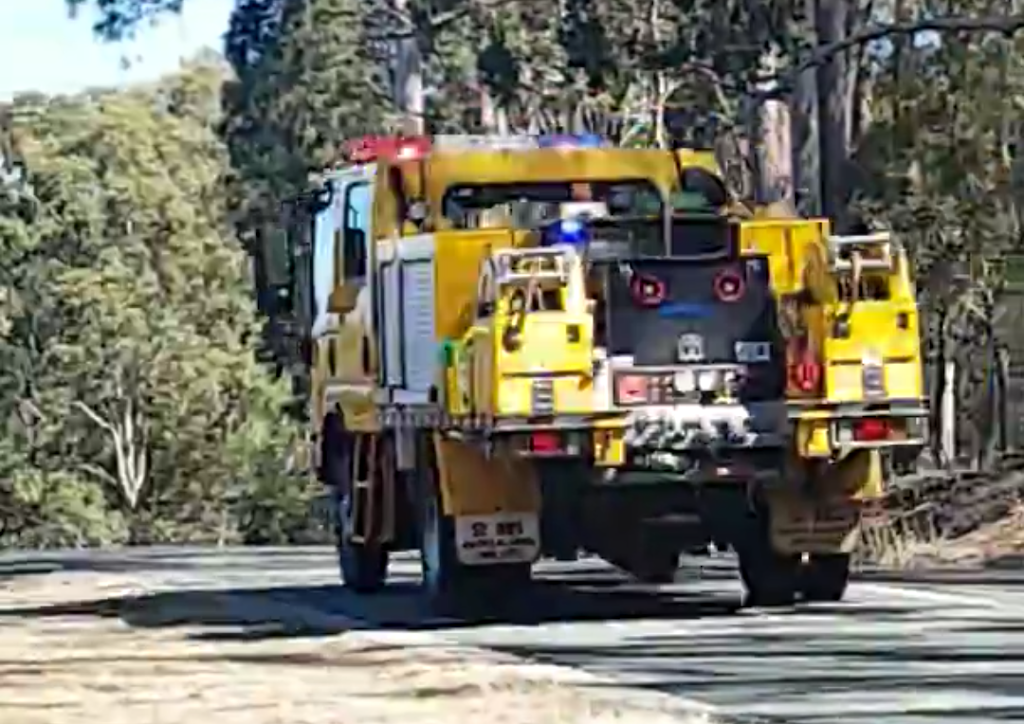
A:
735 508 800 608
416 439 530 617
607 537 681 584
322 414 388 593
738 546 801 607
632 547 682 584
800 553 851 603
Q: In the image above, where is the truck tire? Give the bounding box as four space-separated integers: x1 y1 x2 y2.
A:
603 540 681 584
738 547 801 607
322 413 389 593
735 507 800 608
800 553 851 603
631 547 682 584
415 437 530 617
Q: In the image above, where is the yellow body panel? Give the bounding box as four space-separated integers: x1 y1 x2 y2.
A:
769 450 883 553
330 311 381 433
674 148 723 176
736 218 831 295
737 209 925 412
794 418 832 458
432 229 520 341
433 435 541 517
444 240 598 420
422 148 678 216
593 427 626 466
458 320 596 417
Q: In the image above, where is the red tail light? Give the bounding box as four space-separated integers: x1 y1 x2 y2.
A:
713 268 746 302
854 418 890 442
629 274 666 307
530 431 561 453
615 374 649 404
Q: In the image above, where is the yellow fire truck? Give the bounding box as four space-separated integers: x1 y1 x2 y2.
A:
673 154 928 598
276 134 925 613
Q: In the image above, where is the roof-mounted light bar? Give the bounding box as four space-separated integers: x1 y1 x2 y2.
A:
340 133 611 165
432 134 539 151
341 135 432 165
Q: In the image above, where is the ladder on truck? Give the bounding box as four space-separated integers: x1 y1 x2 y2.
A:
480 246 588 313
492 246 579 288
826 232 894 274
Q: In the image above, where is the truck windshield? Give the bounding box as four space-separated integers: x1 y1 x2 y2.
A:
442 180 663 230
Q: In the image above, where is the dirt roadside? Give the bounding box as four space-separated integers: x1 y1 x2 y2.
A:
903 503 1024 568
0 570 717 724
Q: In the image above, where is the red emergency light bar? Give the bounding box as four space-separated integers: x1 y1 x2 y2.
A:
339 133 608 166
342 135 432 164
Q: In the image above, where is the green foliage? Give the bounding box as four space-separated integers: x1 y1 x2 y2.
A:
0 60 310 547
223 0 390 206
66 0 184 40
60 0 1024 496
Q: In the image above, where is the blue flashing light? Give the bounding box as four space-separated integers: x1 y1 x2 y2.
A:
541 217 590 247
536 133 608 149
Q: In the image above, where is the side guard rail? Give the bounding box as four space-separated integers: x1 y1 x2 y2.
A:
827 232 894 273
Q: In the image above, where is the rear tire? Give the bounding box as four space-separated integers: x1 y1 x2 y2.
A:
738 547 801 607
322 413 389 594
415 436 531 617
607 537 680 584
632 548 682 584
735 504 800 608
800 553 851 603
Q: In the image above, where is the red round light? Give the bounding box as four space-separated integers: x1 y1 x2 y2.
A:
713 269 745 302
630 275 666 307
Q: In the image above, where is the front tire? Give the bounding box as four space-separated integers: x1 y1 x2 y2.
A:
321 413 389 593
415 436 530 617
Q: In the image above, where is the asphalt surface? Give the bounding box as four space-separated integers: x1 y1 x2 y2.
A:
2 546 1024 724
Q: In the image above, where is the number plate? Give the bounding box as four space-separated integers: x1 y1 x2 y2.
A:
454 512 540 565
735 341 772 362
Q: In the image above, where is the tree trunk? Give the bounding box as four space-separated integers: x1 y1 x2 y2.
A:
753 50 794 205
791 0 821 216
814 0 851 228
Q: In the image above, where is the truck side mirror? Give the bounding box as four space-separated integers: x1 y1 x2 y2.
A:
328 283 360 315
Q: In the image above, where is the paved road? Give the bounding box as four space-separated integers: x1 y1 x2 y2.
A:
3 547 1023 724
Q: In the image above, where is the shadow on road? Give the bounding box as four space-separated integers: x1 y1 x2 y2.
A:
0 547 336 581
0 574 750 641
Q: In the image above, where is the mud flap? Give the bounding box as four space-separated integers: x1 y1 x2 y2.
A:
768 449 882 555
433 436 542 566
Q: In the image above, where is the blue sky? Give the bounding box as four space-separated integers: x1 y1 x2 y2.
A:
0 0 235 100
